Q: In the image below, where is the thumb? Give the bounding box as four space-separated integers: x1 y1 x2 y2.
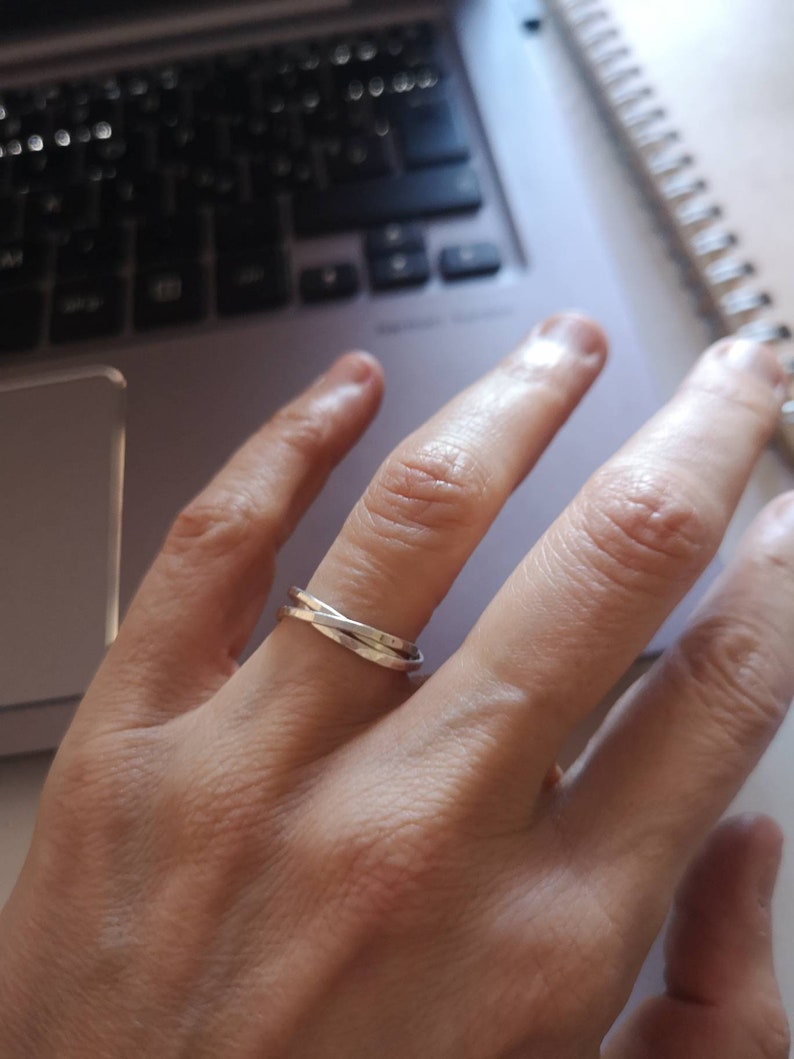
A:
605 814 790 1059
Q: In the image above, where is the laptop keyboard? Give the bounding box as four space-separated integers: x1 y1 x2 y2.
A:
0 20 501 353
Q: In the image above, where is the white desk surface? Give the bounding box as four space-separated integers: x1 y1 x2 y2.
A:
2 14 794 1030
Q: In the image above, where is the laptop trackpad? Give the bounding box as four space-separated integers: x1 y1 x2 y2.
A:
0 368 126 710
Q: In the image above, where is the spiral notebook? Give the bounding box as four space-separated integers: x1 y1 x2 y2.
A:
548 0 794 464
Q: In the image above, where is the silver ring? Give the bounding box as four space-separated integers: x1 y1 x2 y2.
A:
277 587 423 673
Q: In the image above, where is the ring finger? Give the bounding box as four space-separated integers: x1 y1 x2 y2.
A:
239 313 607 734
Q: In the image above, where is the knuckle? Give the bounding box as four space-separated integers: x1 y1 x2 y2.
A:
362 439 491 546
270 401 334 465
296 796 448 925
669 613 788 743
161 769 274 872
748 1000 791 1059
42 731 163 865
164 400 336 564
577 466 719 587
165 490 260 561
340 825 436 920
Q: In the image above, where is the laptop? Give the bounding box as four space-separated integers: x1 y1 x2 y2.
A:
0 0 711 755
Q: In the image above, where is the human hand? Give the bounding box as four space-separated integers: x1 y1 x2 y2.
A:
607 814 787 1059
1 314 791 1058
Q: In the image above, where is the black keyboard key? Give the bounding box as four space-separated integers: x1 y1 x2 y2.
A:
26 186 95 235
281 40 324 76
57 227 126 276
137 213 201 266
0 154 13 196
124 88 160 128
300 89 346 140
231 113 294 157
159 120 220 165
300 263 359 303
16 148 51 191
383 66 445 99
86 134 129 166
230 116 267 157
402 21 443 67
329 38 387 90
370 249 430 291
375 80 447 126
440 242 502 281
15 143 82 191
198 69 252 119
0 286 43 352
326 135 394 182
16 111 54 146
0 115 20 152
216 249 290 316
120 71 153 100
120 128 157 175
0 196 24 242
173 163 244 212
293 163 482 236
215 201 282 252
0 241 47 289
51 276 124 343
366 221 425 258
399 100 469 168
252 151 317 193
85 99 123 131
100 172 169 219
135 264 206 329
38 144 84 190
156 87 193 128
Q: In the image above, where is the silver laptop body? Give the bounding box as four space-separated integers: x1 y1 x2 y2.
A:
0 0 704 755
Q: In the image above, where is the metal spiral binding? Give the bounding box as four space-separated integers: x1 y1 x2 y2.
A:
705 258 754 285
602 64 641 88
549 0 794 455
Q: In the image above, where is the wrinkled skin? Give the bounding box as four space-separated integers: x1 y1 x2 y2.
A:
0 314 791 1059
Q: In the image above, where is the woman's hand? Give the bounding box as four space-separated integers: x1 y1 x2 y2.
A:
1 314 791 1058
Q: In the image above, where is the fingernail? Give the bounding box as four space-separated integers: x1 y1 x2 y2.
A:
323 351 378 388
534 312 608 361
714 338 787 397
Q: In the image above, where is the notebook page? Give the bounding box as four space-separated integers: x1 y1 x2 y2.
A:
605 0 794 335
